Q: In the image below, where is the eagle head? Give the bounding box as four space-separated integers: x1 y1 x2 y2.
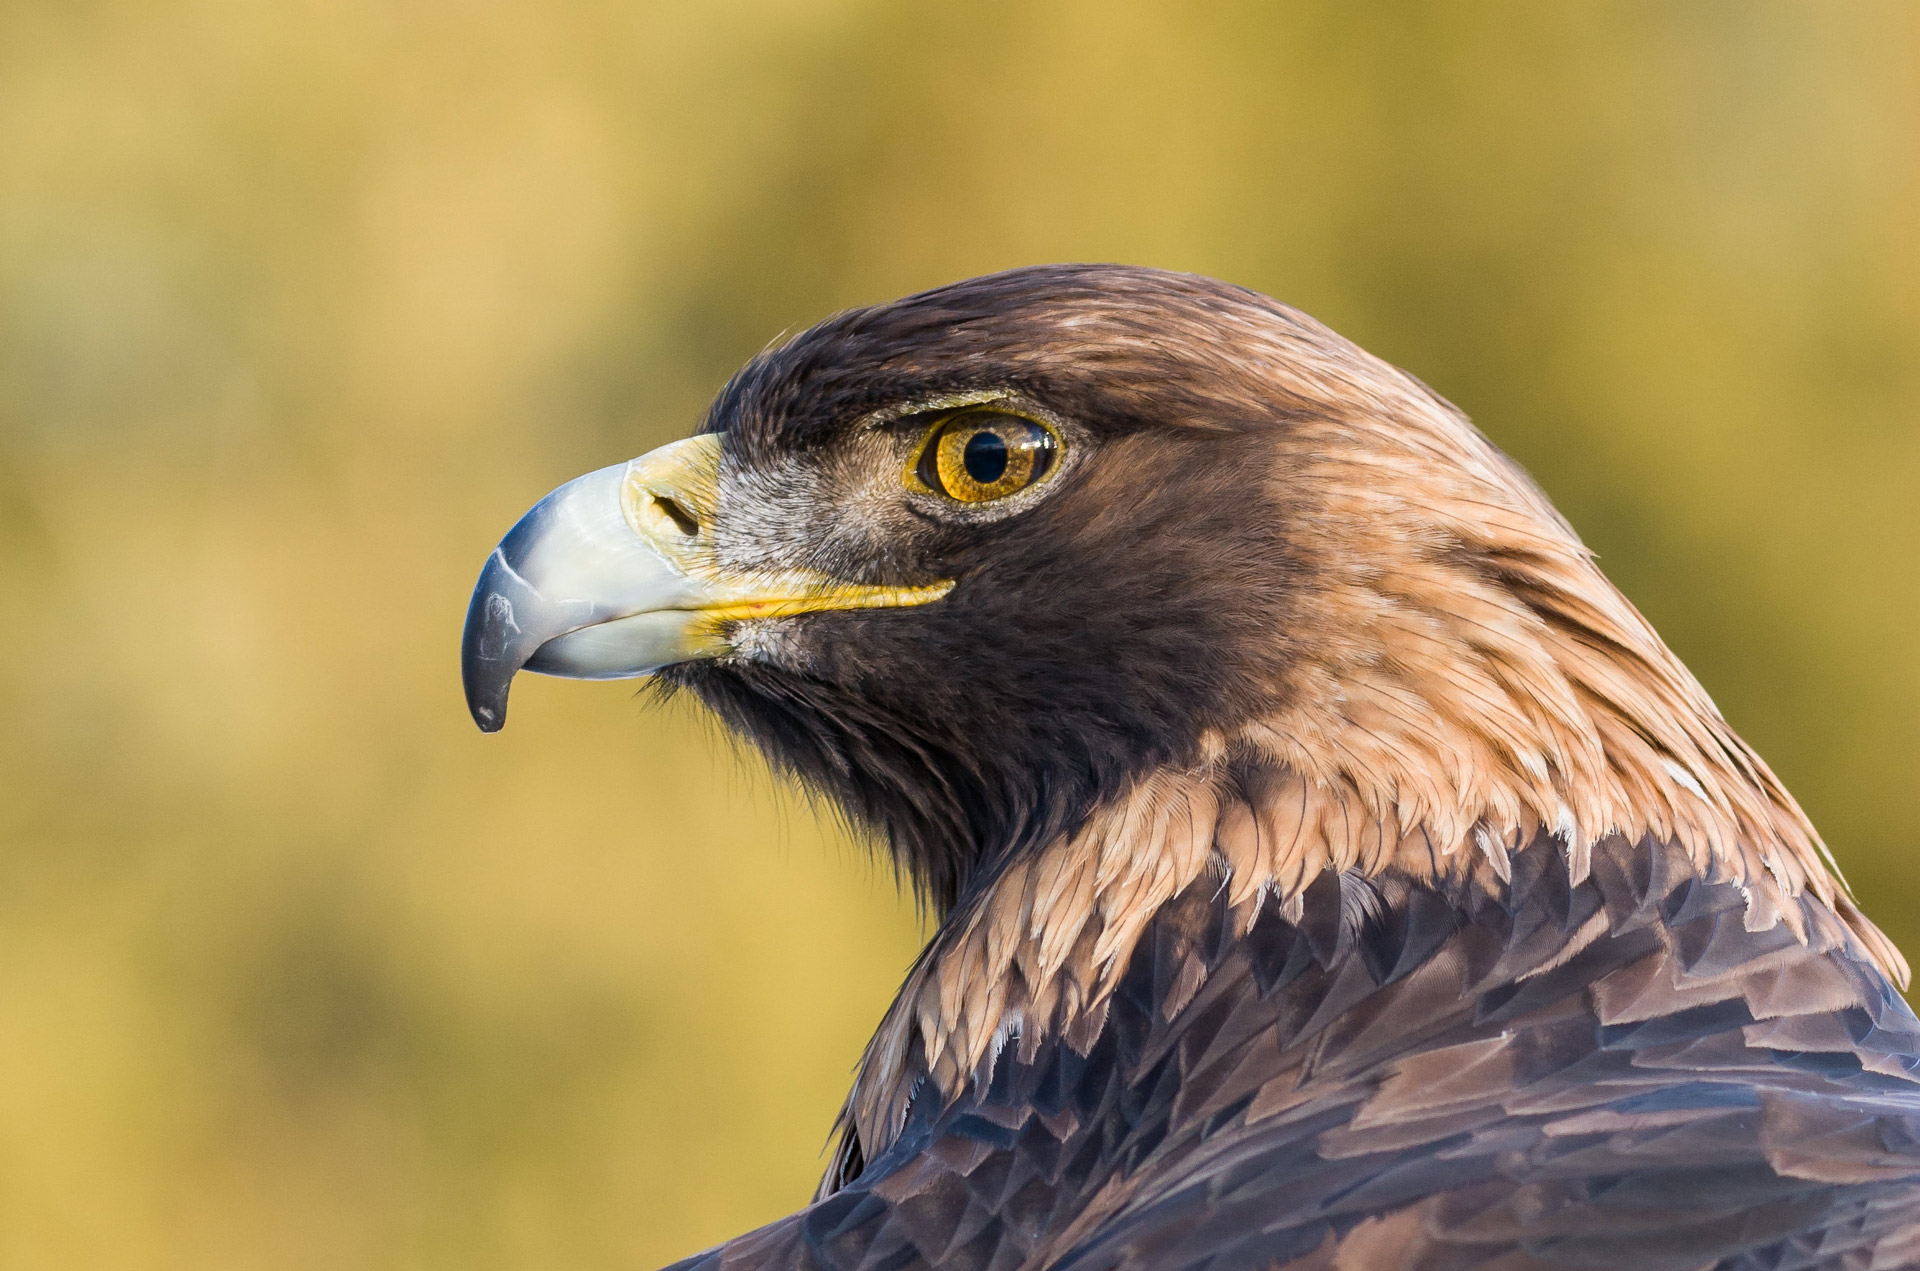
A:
462 263 1902 993
466 267 1328 905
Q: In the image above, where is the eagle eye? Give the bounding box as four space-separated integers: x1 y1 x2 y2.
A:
911 410 1059 504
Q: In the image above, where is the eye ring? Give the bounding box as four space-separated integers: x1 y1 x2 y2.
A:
908 410 1061 503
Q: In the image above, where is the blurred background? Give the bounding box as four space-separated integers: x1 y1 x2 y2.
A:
0 2 1915 1266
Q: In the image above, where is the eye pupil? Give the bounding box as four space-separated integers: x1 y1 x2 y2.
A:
963 431 1009 484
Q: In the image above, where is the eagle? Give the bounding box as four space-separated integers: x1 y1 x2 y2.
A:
460 265 1920 1270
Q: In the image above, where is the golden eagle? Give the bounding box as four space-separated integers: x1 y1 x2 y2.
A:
461 266 1920 1270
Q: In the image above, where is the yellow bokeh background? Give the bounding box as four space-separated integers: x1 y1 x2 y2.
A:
1 3 1915 1267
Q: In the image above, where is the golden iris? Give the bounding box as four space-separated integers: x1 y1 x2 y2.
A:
913 411 1059 503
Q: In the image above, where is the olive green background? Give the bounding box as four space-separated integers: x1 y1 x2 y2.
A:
1 3 1915 1267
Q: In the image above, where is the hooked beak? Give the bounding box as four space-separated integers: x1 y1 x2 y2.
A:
460 434 951 732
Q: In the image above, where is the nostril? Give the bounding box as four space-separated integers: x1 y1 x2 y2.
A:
654 494 700 537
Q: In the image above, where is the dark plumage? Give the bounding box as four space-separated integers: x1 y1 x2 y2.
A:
462 265 1920 1269
682 837 1920 1271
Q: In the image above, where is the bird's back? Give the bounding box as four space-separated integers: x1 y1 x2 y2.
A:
670 832 1920 1271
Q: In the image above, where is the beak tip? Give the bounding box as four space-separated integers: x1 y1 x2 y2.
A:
462 552 527 734
462 623 515 734
462 651 513 732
